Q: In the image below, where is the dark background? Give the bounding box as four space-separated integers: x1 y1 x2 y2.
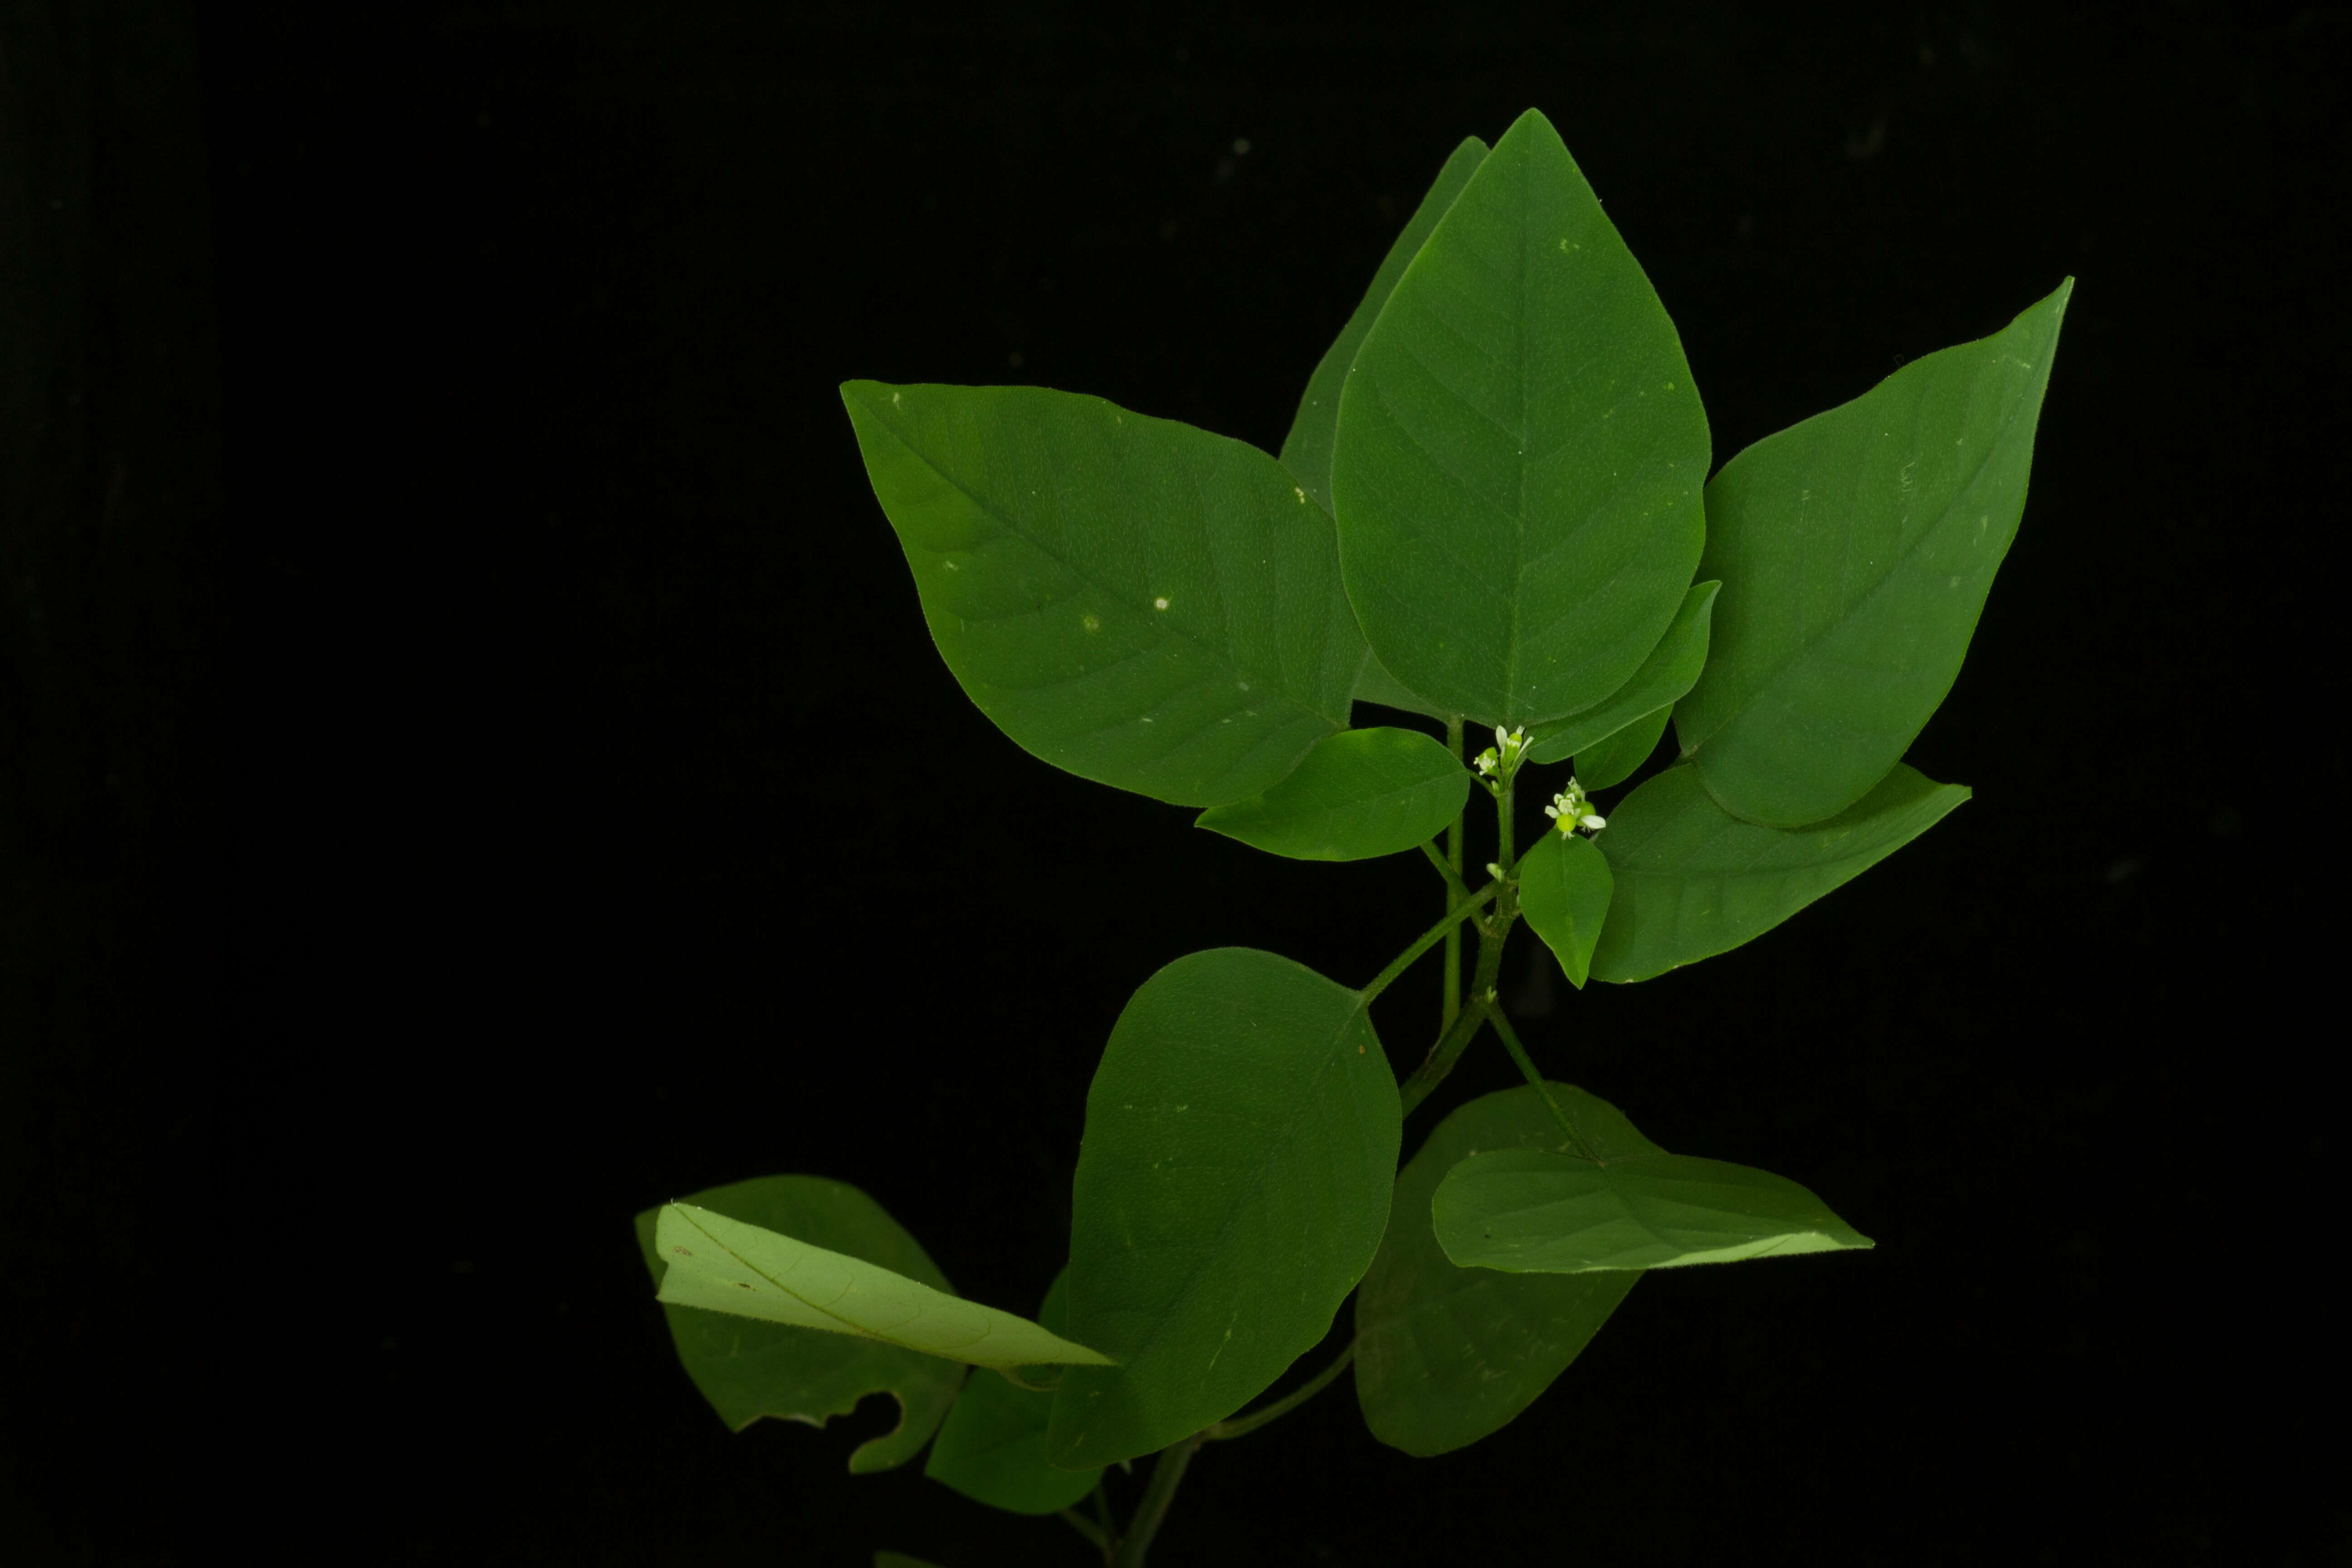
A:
4 1 2343 1563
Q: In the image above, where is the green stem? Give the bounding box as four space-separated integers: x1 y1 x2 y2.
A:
1399 772 1525 1117
1202 1341 1356 1441
1110 1434 1203 1568
1442 716 1465 1034
1360 879 1497 1009
1419 838 1470 902
1059 1505 1112 1560
1478 997 1594 1159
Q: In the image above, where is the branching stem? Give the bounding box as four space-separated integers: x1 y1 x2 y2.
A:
1360 879 1497 1009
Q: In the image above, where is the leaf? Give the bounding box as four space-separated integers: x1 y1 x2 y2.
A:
1352 648 1457 723
1048 949 1402 1469
875 1555 946 1568
842 382 1365 807
1524 580 1718 764
1330 108 1710 729
1573 702 1671 791
633 1176 966 1474
1195 727 1470 861
655 1204 1112 1371
924 1270 1104 1514
1675 280 2073 827
1588 762 1970 984
1513 830 1613 989
1279 135 1490 514
1354 1084 1646 1456
1433 1145 1874 1274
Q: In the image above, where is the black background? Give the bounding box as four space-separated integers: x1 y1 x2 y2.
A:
4 2 2343 1564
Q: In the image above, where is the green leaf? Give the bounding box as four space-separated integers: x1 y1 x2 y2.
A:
1330 108 1710 729
1525 580 1718 764
1573 702 1671 791
842 382 1365 807
632 1176 967 1474
1514 831 1613 989
1195 727 1470 861
1049 949 1402 1469
1352 649 1457 723
874 1555 946 1568
655 1204 1112 1371
924 1270 1103 1514
1676 280 2073 827
1279 136 1490 514
1588 762 1970 984
1355 1084 1645 1456
1433 1143 1874 1274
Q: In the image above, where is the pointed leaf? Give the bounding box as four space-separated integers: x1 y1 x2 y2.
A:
1676 280 2073 827
1589 762 1970 983
1195 727 1470 861
1525 580 1718 764
1514 830 1613 988
1355 1084 1645 1455
1049 949 1402 1469
1280 136 1490 513
1573 702 1671 791
633 1176 966 1473
1331 108 1710 728
1434 1146 1874 1273
656 1203 1112 1371
843 382 1364 807
924 1270 1103 1514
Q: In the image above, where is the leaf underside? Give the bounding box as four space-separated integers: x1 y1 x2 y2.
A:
634 1176 967 1474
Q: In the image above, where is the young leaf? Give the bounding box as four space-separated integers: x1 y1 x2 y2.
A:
842 382 1365 807
1524 580 1718 764
1355 1084 1646 1456
1195 726 1470 861
1330 107 1710 729
1514 831 1613 989
1572 702 1671 791
632 1176 966 1474
1280 136 1490 514
1588 762 1970 983
923 1270 1103 1515
1049 948 1403 1470
655 1204 1112 1371
1675 280 2073 827
1433 1147 1874 1273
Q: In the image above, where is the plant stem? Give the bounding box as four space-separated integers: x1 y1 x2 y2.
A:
1202 1341 1356 1441
1399 772 1525 1116
1442 716 1465 1034
1419 838 1470 902
1478 996 1594 1159
1110 1433 1203 1568
1059 1505 1113 1560
1359 879 1497 1009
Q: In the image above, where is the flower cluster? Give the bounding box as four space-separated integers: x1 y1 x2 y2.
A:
1544 777 1607 837
1471 725 1532 781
